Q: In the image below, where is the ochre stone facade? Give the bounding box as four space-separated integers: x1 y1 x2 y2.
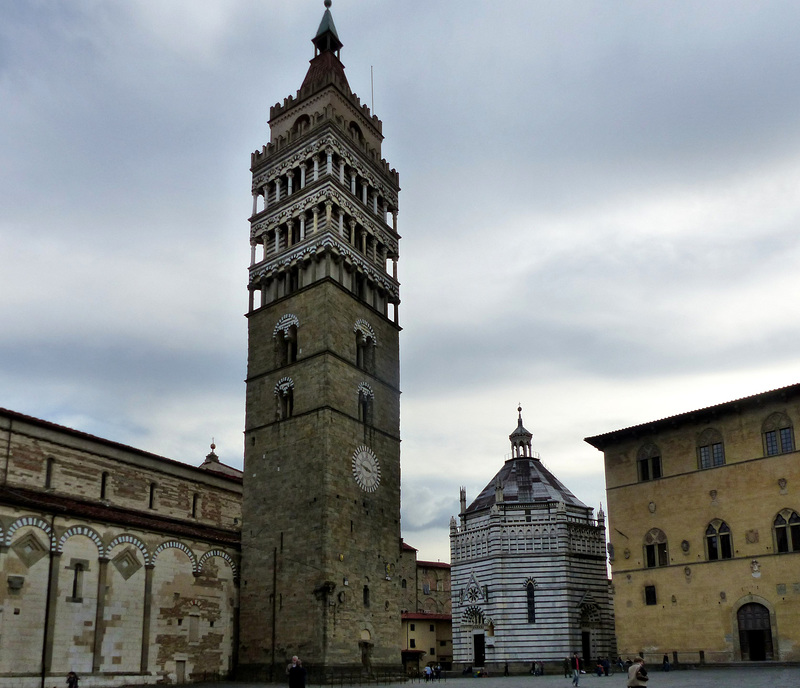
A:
398 545 452 673
0 409 241 688
587 383 800 664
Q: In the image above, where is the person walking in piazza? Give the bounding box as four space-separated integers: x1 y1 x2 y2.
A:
571 652 581 686
626 657 648 687
563 657 571 677
287 656 306 688
66 672 78 688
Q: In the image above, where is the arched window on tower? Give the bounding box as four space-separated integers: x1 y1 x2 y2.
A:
275 377 295 421
706 520 732 560
274 315 300 367
292 114 311 137
354 320 376 375
349 121 364 145
358 383 374 426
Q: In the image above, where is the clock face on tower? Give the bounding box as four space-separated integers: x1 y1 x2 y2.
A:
352 445 381 492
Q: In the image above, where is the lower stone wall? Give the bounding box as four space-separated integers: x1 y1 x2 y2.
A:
0 509 239 688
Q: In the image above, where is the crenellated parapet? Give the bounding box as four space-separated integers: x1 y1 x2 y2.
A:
269 72 382 135
252 109 398 186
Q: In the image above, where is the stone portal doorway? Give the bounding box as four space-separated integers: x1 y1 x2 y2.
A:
473 632 485 667
737 603 773 660
360 630 374 674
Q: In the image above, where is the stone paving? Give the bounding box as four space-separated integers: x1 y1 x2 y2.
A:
211 665 800 688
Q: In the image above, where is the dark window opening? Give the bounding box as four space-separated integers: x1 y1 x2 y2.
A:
100 471 109 500
644 585 657 606
774 511 800 553
355 332 376 374
638 455 662 482
45 457 54 489
149 483 157 509
526 581 536 623
277 389 294 420
71 563 84 601
363 585 370 607
706 521 732 560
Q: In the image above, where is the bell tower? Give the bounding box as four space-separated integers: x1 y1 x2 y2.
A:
239 1 402 678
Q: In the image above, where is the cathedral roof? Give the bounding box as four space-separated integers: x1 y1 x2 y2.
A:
465 455 588 513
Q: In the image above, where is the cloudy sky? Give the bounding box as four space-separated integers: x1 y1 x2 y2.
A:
3 1 800 562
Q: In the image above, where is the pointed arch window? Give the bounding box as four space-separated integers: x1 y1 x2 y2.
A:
644 528 668 567
763 413 794 456
706 520 732 560
637 443 662 482
525 581 536 623
774 510 800 553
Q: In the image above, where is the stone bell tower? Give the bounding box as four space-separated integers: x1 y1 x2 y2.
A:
238 1 403 678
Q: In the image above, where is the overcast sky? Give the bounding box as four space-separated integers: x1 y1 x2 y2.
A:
3 1 800 563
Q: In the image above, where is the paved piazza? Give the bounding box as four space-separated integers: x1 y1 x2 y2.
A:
216 666 800 688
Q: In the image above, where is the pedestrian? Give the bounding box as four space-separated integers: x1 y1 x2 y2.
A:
662 654 670 672
563 657 571 678
571 652 581 686
626 657 648 687
66 673 78 688
287 656 306 688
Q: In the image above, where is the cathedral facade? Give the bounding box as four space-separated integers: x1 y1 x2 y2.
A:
450 410 615 673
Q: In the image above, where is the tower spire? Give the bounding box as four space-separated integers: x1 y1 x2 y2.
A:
313 0 343 56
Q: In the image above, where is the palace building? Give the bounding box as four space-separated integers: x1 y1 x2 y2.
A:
586 383 800 664
450 409 614 673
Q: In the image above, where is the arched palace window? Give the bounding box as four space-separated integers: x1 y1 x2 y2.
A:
706 520 732 560
774 509 800 553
